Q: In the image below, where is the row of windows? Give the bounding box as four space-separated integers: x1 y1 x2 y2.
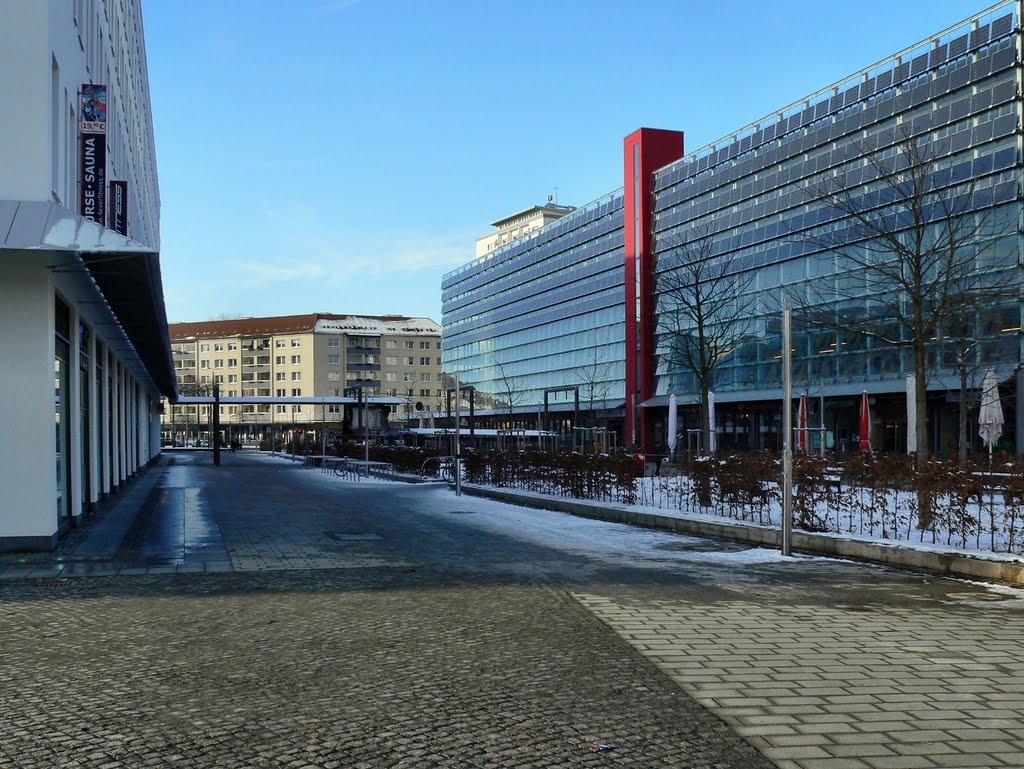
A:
179 338 442 354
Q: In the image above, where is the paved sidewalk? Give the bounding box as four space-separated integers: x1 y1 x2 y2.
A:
0 570 774 769
574 587 1024 769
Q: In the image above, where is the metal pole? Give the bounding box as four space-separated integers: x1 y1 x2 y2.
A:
213 384 221 466
820 393 826 458
455 371 462 496
782 301 793 556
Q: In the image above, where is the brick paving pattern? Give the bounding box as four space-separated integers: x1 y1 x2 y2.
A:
574 590 1024 769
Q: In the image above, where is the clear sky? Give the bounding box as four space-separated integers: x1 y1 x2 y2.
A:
145 0 993 324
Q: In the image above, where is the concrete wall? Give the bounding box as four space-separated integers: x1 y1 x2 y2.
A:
0 255 59 544
0 1 49 202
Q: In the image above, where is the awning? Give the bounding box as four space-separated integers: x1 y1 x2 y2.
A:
0 200 177 397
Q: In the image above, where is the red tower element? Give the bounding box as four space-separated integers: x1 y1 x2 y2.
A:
623 128 684 453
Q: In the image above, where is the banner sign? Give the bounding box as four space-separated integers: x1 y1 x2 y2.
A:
80 84 107 225
109 180 128 235
80 133 106 224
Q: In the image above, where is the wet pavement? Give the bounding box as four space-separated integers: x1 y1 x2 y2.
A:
2 451 1024 768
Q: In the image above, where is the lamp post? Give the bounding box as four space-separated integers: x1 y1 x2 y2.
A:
454 371 462 496
781 301 793 557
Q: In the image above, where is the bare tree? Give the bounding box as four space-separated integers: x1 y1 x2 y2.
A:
492 358 528 427
170 381 213 445
939 283 1019 466
657 225 757 454
573 349 614 428
799 126 1018 467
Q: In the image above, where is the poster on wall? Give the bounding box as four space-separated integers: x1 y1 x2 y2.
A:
80 84 107 132
80 84 107 225
109 180 128 235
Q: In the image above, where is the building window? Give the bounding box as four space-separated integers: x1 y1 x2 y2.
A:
327 337 340 347
228 341 238 350
385 340 397 349
214 359 223 368
291 372 301 381
419 389 430 397
328 372 341 381
404 341 415 349
291 388 301 396
276 405 287 413
275 372 286 381
227 358 237 367
291 339 301 347
276 388 286 397
242 388 255 397
200 360 209 369
275 355 285 365
404 356 414 365
385 372 397 382
200 344 210 352
420 356 431 365
420 341 431 349
420 373 431 382
214 343 224 351
436 342 442 349
214 375 224 384
291 355 301 364
275 340 286 348
403 373 416 382
327 354 340 364
228 374 238 383
385 356 397 365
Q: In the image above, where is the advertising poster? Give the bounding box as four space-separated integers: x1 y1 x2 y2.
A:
80 84 107 224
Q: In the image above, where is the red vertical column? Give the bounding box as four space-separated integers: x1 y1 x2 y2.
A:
623 128 684 453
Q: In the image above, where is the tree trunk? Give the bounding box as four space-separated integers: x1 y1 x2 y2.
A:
699 384 711 457
914 341 929 464
914 338 933 529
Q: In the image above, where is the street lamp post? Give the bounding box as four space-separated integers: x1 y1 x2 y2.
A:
782 301 794 557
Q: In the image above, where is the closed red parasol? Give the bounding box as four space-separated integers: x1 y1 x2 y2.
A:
859 391 871 451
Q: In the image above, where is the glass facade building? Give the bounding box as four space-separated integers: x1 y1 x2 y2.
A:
442 191 626 423
442 1 1023 452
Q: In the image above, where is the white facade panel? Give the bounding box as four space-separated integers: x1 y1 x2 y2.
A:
0 255 60 542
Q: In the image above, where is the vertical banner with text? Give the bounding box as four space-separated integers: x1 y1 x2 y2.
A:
109 180 128 235
79 84 107 225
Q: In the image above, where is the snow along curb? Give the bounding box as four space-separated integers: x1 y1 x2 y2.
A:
459 484 1024 585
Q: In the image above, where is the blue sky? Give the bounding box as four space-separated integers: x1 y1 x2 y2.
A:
145 0 991 324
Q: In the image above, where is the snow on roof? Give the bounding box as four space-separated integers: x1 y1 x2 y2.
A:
314 316 441 336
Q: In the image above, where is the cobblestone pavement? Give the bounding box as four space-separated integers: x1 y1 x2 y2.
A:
3 451 1024 769
0 570 771 768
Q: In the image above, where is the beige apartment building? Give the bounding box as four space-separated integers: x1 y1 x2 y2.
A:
161 313 442 444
